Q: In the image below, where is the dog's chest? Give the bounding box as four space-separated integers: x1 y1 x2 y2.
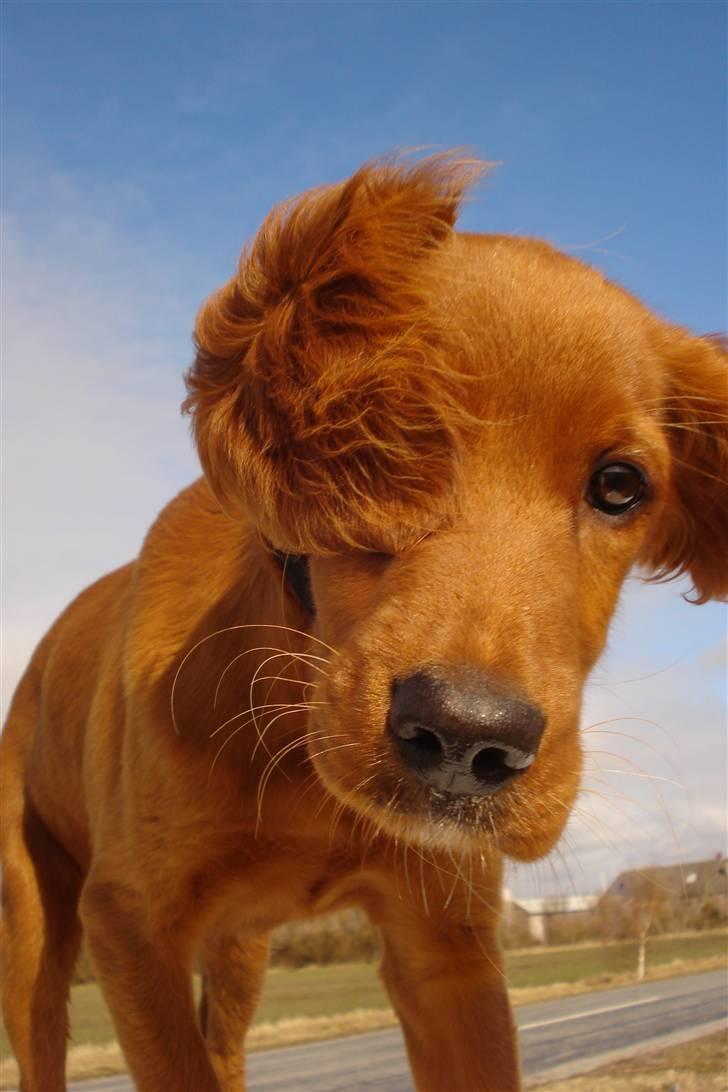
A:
204 839 374 936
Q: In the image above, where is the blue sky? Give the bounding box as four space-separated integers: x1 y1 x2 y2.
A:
3 1 726 896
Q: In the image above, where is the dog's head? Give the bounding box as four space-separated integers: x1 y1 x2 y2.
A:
185 155 728 861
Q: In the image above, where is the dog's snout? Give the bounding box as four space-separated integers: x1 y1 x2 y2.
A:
388 667 545 796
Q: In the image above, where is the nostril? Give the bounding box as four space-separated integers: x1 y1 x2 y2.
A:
471 743 535 786
390 722 444 771
388 668 544 796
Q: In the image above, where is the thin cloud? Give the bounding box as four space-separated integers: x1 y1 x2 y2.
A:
2 169 199 713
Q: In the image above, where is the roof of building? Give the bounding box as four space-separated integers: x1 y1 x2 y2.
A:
603 856 728 899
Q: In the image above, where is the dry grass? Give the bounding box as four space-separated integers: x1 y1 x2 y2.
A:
0 1041 127 1086
247 1007 399 1051
531 1029 728 1091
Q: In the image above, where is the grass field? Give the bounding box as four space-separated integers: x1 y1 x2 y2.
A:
1 930 725 1061
503 931 727 990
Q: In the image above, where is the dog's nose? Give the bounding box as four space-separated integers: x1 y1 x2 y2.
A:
388 666 545 796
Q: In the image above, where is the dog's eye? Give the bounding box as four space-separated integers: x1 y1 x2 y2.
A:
587 461 648 516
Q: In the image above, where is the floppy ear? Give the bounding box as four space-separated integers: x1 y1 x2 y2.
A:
641 329 728 603
183 153 486 554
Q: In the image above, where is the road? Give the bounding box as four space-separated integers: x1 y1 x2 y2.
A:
60 968 725 1090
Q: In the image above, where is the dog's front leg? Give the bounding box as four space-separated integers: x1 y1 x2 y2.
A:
198 931 271 1092
80 878 222 1092
377 908 520 1092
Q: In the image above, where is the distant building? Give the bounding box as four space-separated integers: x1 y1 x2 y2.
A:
604 855 728 902
598 855 728 935
502 889 599 943
504 855 728 944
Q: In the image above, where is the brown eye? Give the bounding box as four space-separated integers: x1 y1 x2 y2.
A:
588 462 648 516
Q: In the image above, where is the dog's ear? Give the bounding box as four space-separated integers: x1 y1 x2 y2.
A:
641 329 728 603
183 153 486 553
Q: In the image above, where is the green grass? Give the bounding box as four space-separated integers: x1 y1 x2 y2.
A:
255 962 389 1024
64 963 389 1049
504 931 728 989
1 931 725 1059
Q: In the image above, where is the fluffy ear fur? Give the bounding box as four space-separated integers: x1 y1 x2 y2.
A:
641 329 728 602
183 153 487 553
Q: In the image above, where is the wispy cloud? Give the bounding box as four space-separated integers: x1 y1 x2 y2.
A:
2 166 199 711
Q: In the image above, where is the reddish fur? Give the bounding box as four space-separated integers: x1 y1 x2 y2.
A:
639 330 728 601
185 154 486 553
2 154 726 1092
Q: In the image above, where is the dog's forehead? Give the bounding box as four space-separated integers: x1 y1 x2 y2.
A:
436 232 660 414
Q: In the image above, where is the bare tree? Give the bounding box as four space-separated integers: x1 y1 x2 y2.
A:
627 868 667 980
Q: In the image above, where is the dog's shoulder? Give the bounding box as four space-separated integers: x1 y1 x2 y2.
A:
122 478 265 709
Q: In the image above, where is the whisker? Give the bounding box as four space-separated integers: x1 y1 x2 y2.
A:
306 741 360 763
254 729 328 832
670 454 727 487
214 648 329 709
251 674 320 689
209 701 319 740
583 730 684 784
582 714 667 735
257 737 360 835
209 706 308 780
251 701 313 762
171 622 339 734
583 741 686 790
416 844 430 916
575 781 668 831
248 651 326 753
588 765 683 790
583 723 675 748
258 650 322 743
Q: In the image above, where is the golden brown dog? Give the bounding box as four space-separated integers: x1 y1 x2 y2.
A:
2 154 727 1092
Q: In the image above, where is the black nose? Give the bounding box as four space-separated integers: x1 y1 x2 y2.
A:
388 666 545 796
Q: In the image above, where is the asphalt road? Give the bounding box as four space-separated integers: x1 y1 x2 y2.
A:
59 968 726 1091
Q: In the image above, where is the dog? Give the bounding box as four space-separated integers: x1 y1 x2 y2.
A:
2 153 727 1092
